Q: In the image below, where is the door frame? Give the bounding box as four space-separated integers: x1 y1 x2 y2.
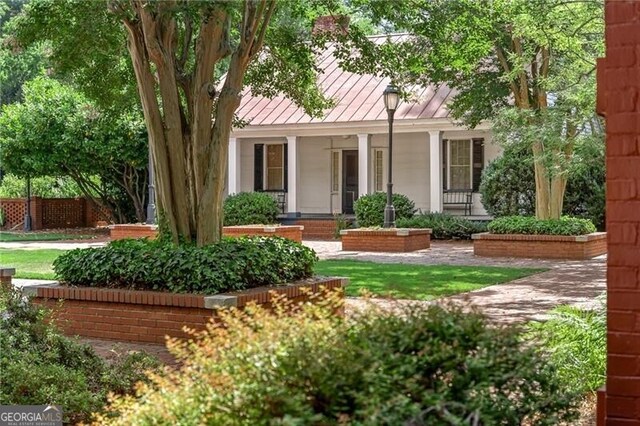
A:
341 150 359 214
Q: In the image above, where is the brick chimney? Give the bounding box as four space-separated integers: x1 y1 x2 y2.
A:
312 15 350 36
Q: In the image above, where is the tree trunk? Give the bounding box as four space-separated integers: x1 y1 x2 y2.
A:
532 140 551 219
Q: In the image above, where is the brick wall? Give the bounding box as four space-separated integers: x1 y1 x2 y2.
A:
29 278 346 344
472 233 607 260
291 219 338 240
0 197 109 230
598 2 640 423
340 229 431 252
110 224 304 242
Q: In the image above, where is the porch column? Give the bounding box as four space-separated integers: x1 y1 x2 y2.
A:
286 136 298 214
429 130 443 212
228 137 240 194
357 133 370 197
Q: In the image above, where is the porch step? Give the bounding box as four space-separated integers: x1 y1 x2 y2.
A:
292 219 338 241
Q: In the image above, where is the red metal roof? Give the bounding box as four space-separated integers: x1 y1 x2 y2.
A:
237 35 453 126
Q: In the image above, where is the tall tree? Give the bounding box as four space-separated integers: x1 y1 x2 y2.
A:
13 0 357 245
352 0 604 219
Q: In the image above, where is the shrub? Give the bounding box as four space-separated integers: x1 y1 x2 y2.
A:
396 212 487 239
354 192 416 227
95 298 579 425
0 287 159 424
527 302 605 394
54 236 317 294
480 142 606 230
487 216 596 236
223 192 280 226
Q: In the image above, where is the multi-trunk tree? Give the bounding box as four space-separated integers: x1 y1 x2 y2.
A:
353 0 604 219
13 0 356 245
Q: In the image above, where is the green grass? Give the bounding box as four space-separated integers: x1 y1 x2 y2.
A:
0 248 66 279
314 260 545 300
0 232 95 242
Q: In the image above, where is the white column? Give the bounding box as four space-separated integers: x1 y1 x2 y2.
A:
357 133 370 197
286 136 298 214
429 130 443 212
228 137 240 194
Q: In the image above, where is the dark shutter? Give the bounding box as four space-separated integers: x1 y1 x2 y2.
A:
254 144 264 191
283 143 288 192
442 139 448 190
472 138 484 192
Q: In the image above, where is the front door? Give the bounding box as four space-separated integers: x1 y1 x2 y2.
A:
342 150 358 214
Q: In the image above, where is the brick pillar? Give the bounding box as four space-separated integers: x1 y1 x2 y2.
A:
598 2 640 424
31 197 43 230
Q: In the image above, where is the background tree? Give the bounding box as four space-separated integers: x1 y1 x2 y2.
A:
0 77 148 223
352 0 604 219
12 0 364 245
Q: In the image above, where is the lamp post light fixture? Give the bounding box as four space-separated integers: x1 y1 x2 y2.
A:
383 84 399 228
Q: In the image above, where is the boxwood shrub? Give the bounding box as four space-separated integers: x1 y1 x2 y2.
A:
487 216 597 236
53 236 317 294
354 192 416 227
97 300 579 425
224 192 280 226
396 212 487 239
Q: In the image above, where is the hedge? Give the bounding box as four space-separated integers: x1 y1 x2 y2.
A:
224 192 280 226
487 216 597 236
354 192 416 227
396 212 487 239
53 237 317 294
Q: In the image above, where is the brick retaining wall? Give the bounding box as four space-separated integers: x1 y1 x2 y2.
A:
340 228 431 252
472 232 607 260
27 278 346 344
110 224 304 242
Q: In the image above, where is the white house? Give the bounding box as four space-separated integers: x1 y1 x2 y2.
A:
228 36 501 219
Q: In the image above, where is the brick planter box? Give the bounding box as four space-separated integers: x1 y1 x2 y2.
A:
340 228 431 252
472 232 607 260
24 277 346 344
110 224 304 243
1 268 15 290
223 225 304 243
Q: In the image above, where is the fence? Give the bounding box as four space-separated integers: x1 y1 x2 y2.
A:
0 197 111 230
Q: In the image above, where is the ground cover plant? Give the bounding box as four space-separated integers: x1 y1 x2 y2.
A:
0 248 65 279
396 212 487 239
314 260 543 300
223 192 280 226
528 303 606 395
354 192 416 227
488 216 596 236
54 237 317 294
94 297 579 425
0 287 159 424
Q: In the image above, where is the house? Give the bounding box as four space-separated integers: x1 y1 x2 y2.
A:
227 35 501 221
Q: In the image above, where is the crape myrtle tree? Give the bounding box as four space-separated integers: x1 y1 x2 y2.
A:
13 0 362 245
351 0 604 219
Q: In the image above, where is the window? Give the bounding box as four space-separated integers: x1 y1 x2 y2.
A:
266 144 284 190
449 139 471 189
374 150 384 192
331 151 340 192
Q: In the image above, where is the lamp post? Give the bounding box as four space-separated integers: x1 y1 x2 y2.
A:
24 176 32 231
146 147 156 224
383 84 399 228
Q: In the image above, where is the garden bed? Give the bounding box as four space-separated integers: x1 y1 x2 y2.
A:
24 277 346 344
340 228 431 252
472 232 607 259
110 224 304 242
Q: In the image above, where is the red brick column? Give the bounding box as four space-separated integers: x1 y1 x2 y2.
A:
598 2 640 423
31 196 43 230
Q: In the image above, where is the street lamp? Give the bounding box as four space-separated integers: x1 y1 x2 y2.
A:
383 84 399 228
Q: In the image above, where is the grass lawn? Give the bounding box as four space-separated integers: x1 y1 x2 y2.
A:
0 248 66 279
314 260 545 300
0 232 95 242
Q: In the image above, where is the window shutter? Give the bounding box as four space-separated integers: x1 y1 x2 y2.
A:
254 144 264 191
442 139 448 190
472 138 484 192
283 143 288 192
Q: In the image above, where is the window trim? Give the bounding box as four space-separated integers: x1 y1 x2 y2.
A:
264 143 285 191
446 139 473 191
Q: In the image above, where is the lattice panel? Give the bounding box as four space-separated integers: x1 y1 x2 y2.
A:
0 199 26 229
42 198 85 229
